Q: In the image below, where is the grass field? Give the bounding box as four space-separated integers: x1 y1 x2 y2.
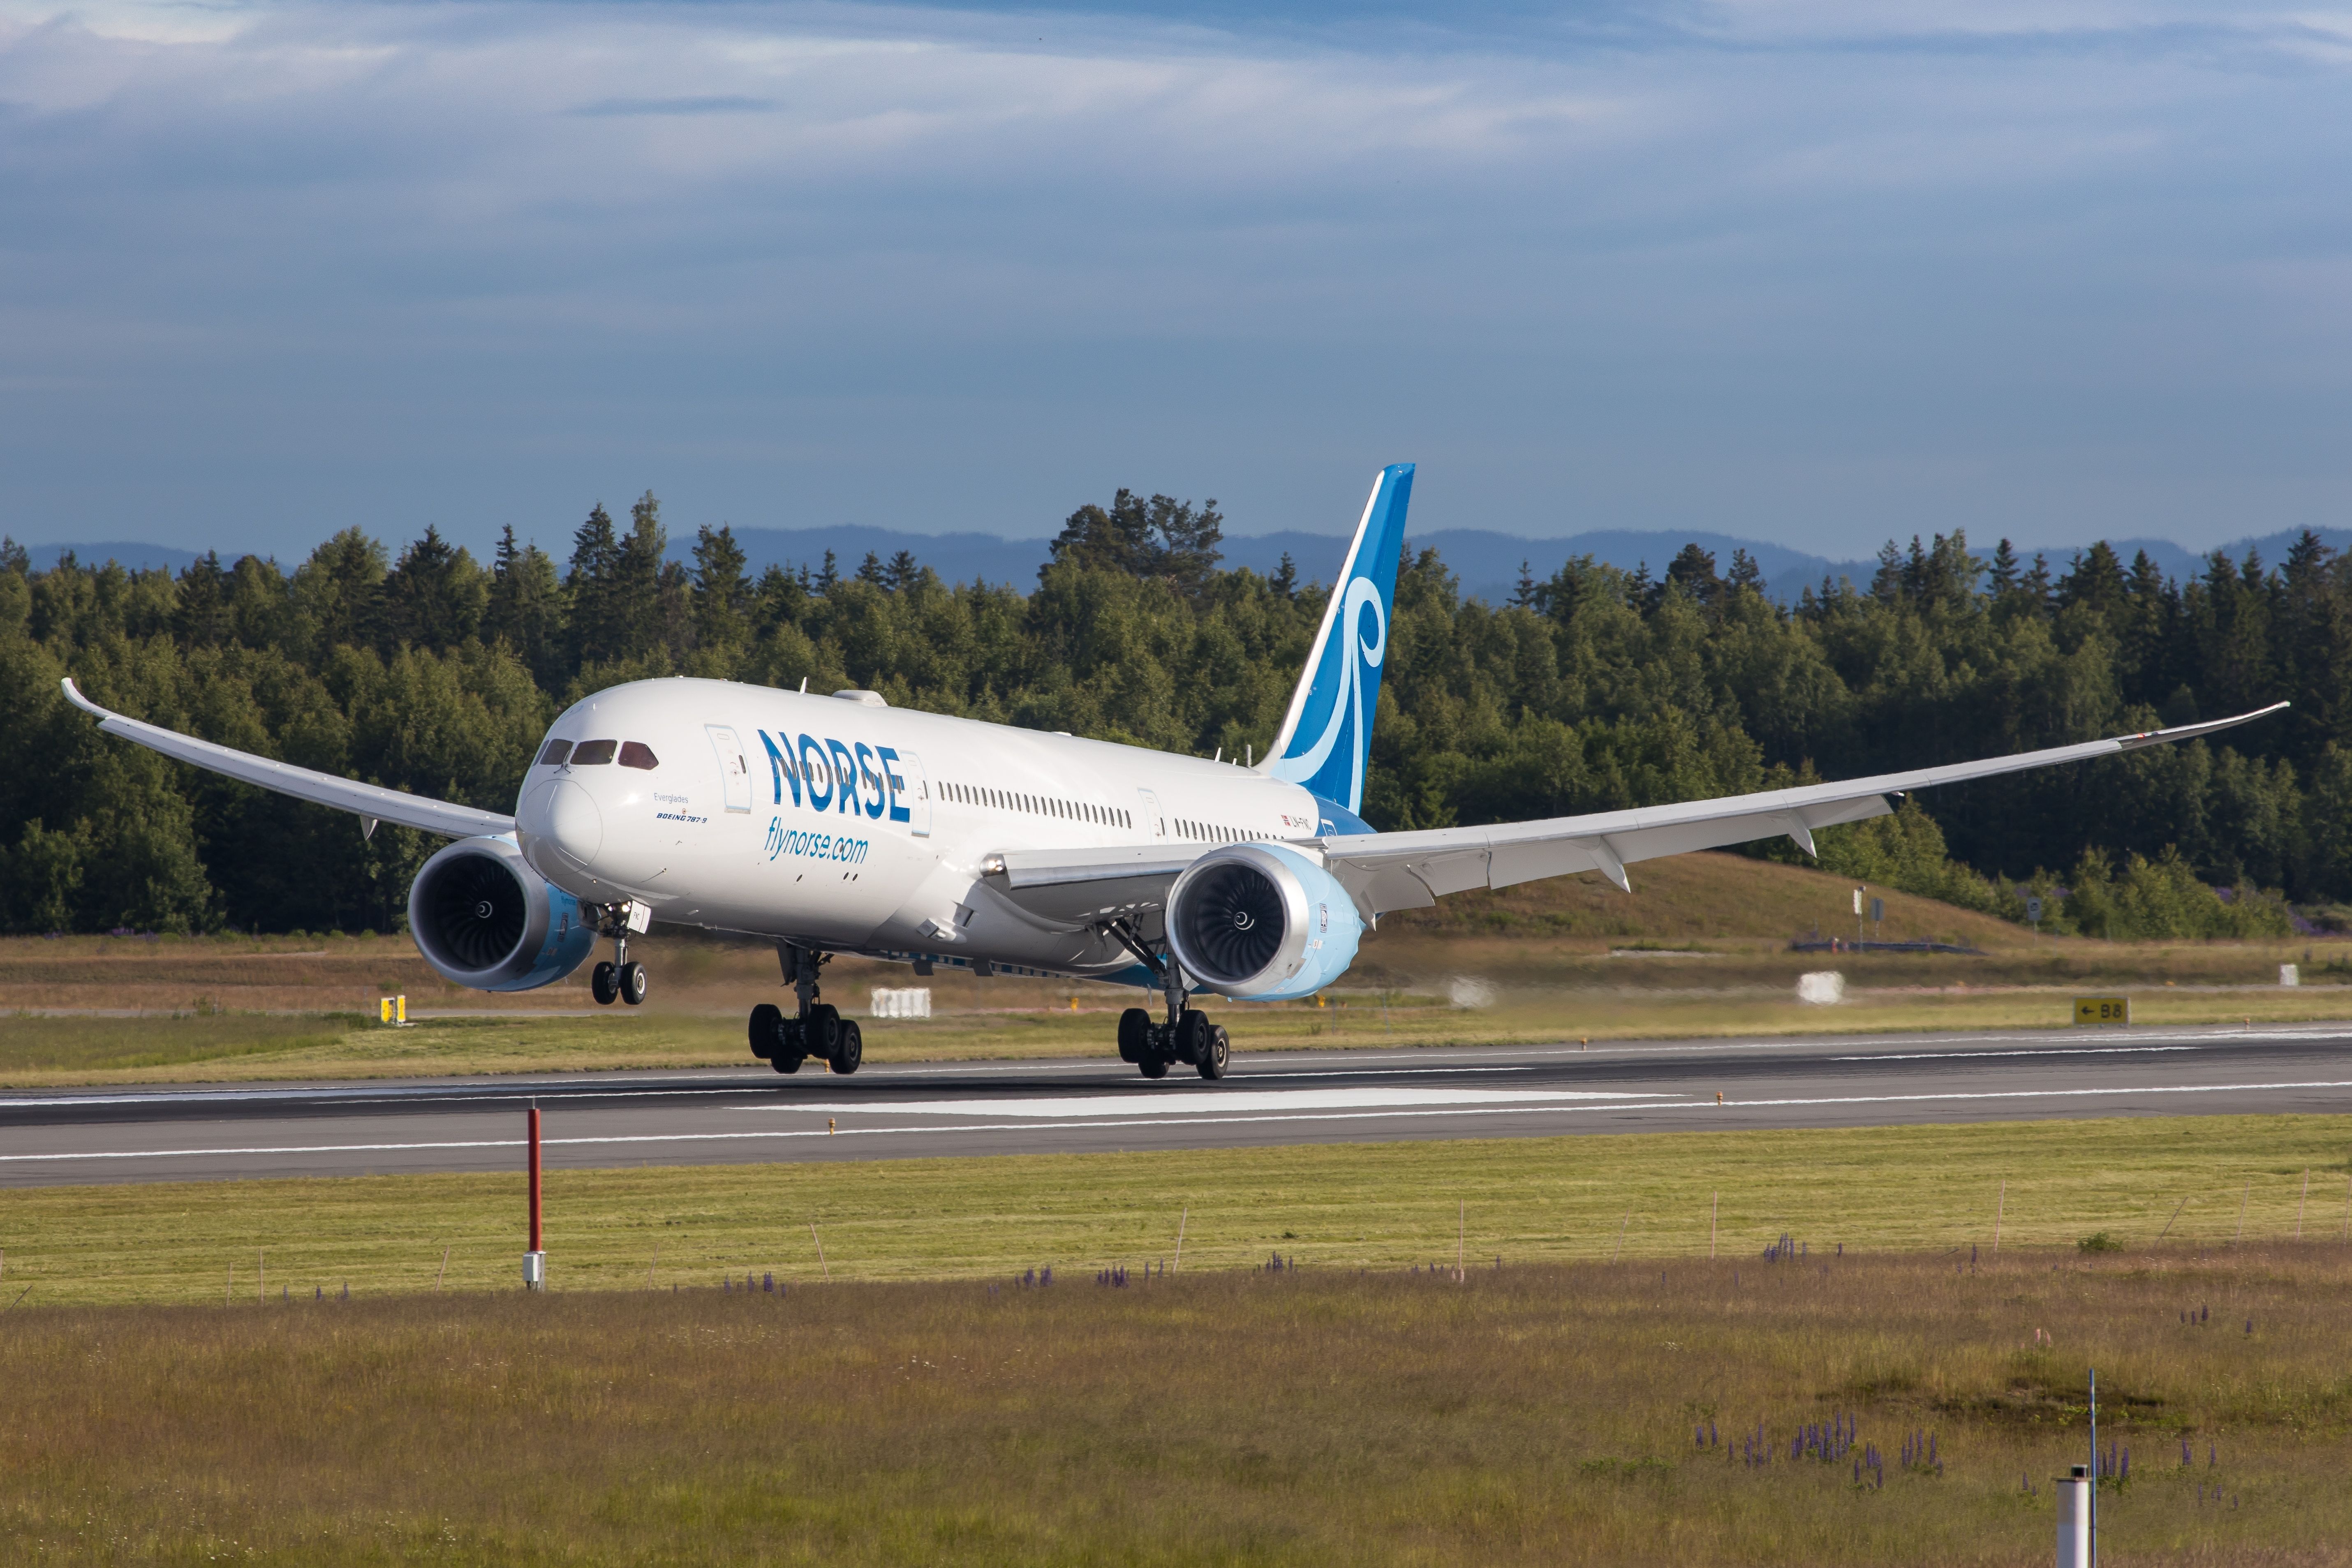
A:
5 1115 2348 1305
4 1244 2347 1563
8 1116 2352 1563
6 852 2351 1086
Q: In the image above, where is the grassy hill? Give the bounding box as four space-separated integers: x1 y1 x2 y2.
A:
1379 851 2028 950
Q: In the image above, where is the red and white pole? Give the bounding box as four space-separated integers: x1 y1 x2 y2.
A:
523 1100 546 1290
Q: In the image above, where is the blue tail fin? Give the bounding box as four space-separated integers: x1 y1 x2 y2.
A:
1265 463 1415 817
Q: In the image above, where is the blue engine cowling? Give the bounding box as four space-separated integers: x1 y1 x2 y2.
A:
1164 843 1363 1002
408 835 599 992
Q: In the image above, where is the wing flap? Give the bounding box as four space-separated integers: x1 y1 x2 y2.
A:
62 678 514 840
989 844 1208 927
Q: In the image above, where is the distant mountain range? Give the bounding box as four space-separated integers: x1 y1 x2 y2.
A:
19 525 2352 607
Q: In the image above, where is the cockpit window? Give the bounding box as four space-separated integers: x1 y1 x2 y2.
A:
617 742 659 770
571 739 618 765
537 740 573 766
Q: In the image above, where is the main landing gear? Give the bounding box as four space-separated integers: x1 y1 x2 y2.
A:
587 901 649 1007
749 942 863 1076
1105 920 1228 1080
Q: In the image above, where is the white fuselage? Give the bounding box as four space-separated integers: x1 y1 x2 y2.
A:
512 678 1330 981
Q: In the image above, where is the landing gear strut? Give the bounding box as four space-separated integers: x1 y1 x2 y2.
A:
749 942 862 1075
587 900 650 1006
1107 920 1228 1080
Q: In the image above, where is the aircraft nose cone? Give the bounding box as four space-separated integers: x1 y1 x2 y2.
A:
523 779 603 869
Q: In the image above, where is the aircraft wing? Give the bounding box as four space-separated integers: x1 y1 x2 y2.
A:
981 703 2287 925
61 678 516 840
987 845 1209 926
1320 703 2289 916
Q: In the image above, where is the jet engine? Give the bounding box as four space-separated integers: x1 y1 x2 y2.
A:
1164 843 1363 1002
408 835 599 992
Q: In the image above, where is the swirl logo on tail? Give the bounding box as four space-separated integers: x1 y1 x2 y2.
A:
1266 464 1414 817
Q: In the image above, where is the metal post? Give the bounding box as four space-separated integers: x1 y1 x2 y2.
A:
2056 1465 2091 1567
524 1100 546 1290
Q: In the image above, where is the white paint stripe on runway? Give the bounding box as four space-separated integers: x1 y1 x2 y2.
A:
742 1087 1667 1118
0 1104 1696 1163
4 1025 2343 1113
10 1076 2352 1168
1829 1046 2198 1062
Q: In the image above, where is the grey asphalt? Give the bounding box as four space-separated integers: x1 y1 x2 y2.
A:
4 1021 2350 1186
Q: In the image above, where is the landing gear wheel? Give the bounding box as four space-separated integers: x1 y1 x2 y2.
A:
618 961 648 1006
1138 1054 1169 1080
805 1004 842 1062
1117 1008 1151 1064
772 1049 805 1075
1174 1011 1212 1068
832 1020 863 1075
1197 1024 1230 1080
590 961 619 1006
748 1002 782 1059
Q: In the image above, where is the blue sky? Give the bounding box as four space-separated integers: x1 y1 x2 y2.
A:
2 0 2348 560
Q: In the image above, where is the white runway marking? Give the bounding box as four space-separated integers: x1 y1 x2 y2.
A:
1829 1046 2199 1062
742 1086 1665 1119
9 1076 2352 1169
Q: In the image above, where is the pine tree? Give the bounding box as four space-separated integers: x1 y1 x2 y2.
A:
691 525 751 655
379 526 487 652
567 503 620 666
485 525 567 689
174 552 233 648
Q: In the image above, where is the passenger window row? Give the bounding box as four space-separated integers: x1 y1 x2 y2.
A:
942 779 1130 830
1179 819 1265 844
539 739 659 770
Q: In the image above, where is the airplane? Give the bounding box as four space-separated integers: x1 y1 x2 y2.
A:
62 464 2286 1082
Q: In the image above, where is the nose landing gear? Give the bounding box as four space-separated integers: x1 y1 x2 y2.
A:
587 901 651 1006
749 943 862 1075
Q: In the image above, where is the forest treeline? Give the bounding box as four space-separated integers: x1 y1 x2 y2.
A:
2 489 2346 941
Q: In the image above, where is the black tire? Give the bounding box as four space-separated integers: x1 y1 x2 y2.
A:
833 1020 863 1075
1117 1008 1151 1064
1139 1055 1168 1079
1174 1010 1211 1066
748 1002 782 1059
1198 1024 1230 1080
805 1004 842 1059
773 1051 804 1075
590 961 619 1006
619 961 648 1006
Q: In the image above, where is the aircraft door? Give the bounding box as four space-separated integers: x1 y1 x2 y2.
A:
1137 787 1166 839
706 725 752 814
886 747 933 837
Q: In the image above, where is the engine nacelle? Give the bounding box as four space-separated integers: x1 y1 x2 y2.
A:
1164 843 1363 1002
408 836 599 992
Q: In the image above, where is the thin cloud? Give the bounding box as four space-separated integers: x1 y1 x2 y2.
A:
567 94 779 117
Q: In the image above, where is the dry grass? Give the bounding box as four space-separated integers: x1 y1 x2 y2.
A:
3 1247 2348 1564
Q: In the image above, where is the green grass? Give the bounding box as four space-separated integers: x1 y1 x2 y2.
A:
6 1115 2349 1306
0 1011 358 1074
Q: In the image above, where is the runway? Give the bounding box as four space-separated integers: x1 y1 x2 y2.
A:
5 1021 2350 1186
